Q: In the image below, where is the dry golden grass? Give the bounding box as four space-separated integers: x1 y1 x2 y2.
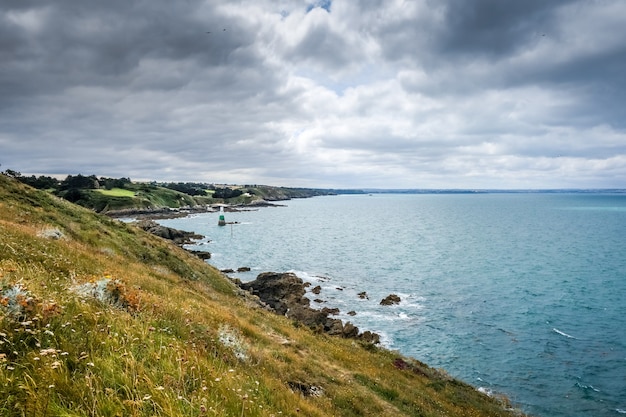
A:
0 175 527 417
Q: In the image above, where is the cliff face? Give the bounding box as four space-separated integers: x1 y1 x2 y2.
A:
0 174 524 417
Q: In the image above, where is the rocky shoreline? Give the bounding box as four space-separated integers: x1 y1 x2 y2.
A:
233 272 381 344
106 200 286 220
133 218 390 345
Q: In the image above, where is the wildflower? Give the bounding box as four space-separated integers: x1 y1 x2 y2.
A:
142 394 151 401
51 361 62 369
155 386 165 391
44 329 54 336
86 362 95 367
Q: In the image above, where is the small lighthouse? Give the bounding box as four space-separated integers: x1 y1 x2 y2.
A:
218 206 226 226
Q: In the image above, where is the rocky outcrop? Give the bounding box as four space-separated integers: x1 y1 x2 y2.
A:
239 272 380 344
380 294 401 306
134 219 203 245
133 219 210 260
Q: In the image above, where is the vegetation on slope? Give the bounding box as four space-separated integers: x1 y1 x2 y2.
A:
0 174 524 417
3 170 351 213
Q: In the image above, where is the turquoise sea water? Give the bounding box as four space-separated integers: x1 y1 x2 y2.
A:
159 193 626 417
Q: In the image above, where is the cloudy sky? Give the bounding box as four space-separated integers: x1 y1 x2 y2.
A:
2 0 625 189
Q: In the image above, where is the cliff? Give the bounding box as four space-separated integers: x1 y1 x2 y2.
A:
0 174 525 416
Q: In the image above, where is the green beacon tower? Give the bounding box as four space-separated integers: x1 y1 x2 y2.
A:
218 206 226 226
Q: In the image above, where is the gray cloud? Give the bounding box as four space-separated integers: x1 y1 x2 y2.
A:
1 0 625 188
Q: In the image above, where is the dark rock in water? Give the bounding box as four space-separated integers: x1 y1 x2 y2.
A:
237 266 251 272
221 268 235 274
238 272 380 343
342 322 359 338
357 291 369 299
188 250 211 260
239 272 307 316
359 331 380 344
134 219 202 245
311 285 322 294
325 319 344 336
313 299 325 303
347 310 357 316
336 287 344 291
380 294 401 305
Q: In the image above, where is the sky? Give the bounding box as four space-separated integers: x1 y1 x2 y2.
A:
2 0 626 189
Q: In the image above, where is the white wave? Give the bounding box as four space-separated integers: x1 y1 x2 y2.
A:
552 328 577 339
616 408 626 414
477 387 493 397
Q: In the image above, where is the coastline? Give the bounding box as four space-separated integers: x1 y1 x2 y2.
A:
105 199 286 220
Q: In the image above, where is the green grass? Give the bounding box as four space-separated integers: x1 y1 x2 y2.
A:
95 188 136 197
0 174 526 417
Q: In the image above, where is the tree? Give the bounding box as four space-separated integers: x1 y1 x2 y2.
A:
59 174 99 190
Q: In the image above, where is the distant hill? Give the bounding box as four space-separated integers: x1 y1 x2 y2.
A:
3 171 365 213
0 173 525 416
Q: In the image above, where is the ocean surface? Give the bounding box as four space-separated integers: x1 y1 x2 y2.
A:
158 193 626 417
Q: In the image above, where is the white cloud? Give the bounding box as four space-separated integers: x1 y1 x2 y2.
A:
1 0 625 188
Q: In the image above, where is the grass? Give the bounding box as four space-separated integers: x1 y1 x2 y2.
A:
0 174 527 417
95 188 136 197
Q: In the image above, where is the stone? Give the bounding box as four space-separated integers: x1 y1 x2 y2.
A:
380 294 401 305
239 272 307 315
342 322 359 338
311 285 322 294
237 272 380 344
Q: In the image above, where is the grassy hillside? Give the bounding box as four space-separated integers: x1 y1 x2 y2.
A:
0 174 525 417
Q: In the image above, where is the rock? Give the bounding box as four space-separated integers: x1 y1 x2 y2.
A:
313 299 325 303
357 291 369 299
359 331 380 344
324 318 344 336
237 272 380 344
311 285 322 294
380 294 401 306
237 267 251 272
239 272 308 316
134 219 202 245
287 304 328 329
221 269 235 273
347 310 357 316
38 228 64 240
342 322 359 338
321 307 340 315
188 250 211 260
287 381 324 397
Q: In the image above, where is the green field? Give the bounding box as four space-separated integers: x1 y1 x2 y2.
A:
94 187 136 197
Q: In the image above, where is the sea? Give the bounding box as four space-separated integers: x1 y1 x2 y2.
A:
157 192 626 417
